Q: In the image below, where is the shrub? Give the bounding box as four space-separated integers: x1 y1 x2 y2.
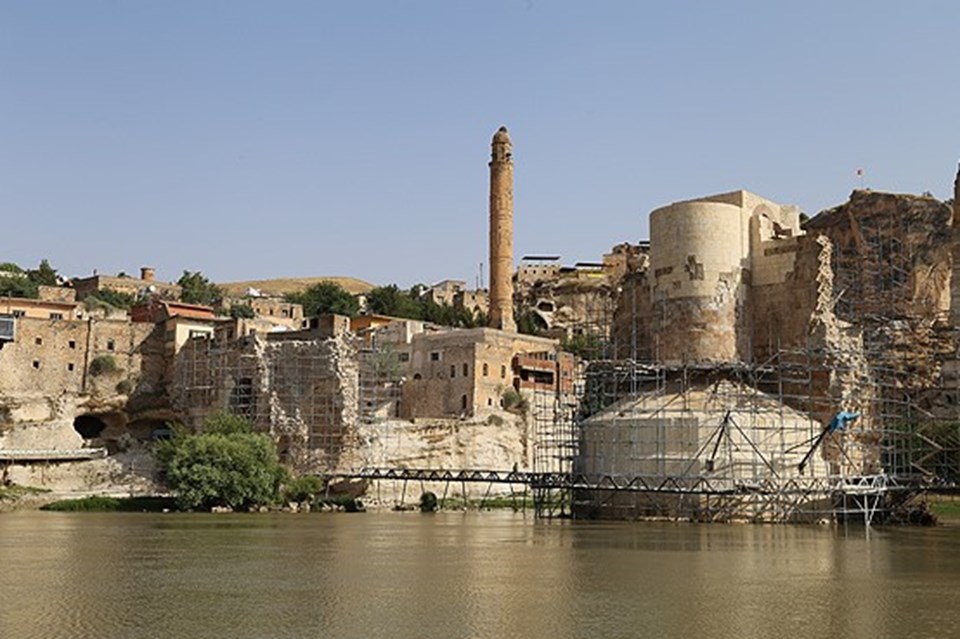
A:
89 355 119 377
419 491 438 512
501 388 527 413
284 475 325 503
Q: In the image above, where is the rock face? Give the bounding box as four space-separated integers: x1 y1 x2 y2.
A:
806 190 953 323
805 191 955 402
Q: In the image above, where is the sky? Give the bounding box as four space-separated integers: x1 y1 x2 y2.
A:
1 1 958 288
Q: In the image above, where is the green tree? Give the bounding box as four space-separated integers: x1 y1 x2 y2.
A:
178 270 223 306
155 413 283 511
366 284 423 319
229 303 256 319
27 259 59 286
0 274 38 299
286 281 359 317
515 309 547 336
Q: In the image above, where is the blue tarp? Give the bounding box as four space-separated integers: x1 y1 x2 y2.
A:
829 411 860 432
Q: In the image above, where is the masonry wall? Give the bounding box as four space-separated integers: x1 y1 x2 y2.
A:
0 317 167 452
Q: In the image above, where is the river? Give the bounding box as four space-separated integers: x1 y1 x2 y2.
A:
0 511 958 639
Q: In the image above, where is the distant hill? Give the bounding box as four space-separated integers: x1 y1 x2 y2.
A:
218 276 376 298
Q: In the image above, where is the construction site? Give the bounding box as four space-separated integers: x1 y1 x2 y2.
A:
526 186 960 525
167 138 960 526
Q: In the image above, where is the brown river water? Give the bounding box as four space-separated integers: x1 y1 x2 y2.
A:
1 511 959 639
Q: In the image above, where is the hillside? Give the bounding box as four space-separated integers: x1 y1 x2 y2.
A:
218 276 376 297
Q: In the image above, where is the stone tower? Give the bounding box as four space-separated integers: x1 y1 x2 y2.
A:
951 163 960 327
488 126 516 332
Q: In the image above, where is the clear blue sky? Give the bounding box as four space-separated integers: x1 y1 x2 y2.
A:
2 1 957 287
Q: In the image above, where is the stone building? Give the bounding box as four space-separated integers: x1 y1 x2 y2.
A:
400 327 572 419
420 280 489 319
0 306 169 490
131 299 219 356
72 266 181 302
0 293 83 321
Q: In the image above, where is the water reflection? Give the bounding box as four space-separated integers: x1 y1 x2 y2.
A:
0 512 958 639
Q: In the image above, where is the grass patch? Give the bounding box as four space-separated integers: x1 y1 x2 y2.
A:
40 496 177 512
928 498 960 520
432 494 535 511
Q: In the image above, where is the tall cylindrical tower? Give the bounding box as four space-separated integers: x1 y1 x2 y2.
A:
648 199 750 364
488 126 516 332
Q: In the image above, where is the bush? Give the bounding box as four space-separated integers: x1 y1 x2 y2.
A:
501 388 527 413
154 413 284 511
284 475 325 503
89 355 119 377
420 491 438 512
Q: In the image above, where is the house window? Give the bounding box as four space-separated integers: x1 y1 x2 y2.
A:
450 365 456 378
68 340 76 349
397 352 410 362
32 360 40 369
501 365 506 379
461 394 468 411
487 398 493 406
483 363 488 377
67 363 75 371
12 310 25 318
49 312 63 320
413 373 422 380
462 363 468 377
107 339 115 351
430 352 440 362
35 337 42 345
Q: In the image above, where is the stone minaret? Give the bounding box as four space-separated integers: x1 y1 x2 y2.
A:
488 126 516 332
952 163 960 327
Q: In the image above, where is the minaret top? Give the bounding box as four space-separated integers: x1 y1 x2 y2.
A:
491 126 512 164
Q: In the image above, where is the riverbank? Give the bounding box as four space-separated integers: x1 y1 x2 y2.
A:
927 495 960 521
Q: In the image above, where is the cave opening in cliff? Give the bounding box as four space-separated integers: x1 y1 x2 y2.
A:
73 414 108 439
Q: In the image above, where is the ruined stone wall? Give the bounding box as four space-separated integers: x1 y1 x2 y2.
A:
174 334 358 473
750 235 823 361
514 277 617 339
